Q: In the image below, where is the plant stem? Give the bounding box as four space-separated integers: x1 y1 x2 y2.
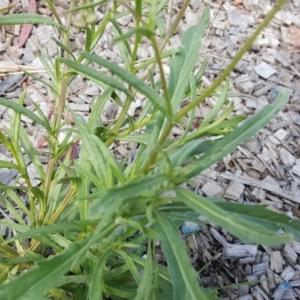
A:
45 0 64 26
105 97 132 147
141 122 173 173
30 185 77 252
117 114 154 138
150 36 173 115
48 186 78 225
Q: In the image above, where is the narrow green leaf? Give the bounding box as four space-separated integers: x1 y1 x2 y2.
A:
176 188 293 245
51 38 76 60
0 161 19 169
85 26 93 52
215 202 300 243
111 18 131 70
0 131 14 154
117 133 152 145
3 223 82 244
114 27 154 42
68 0 106 12
153 208 217 300
25 72 58 96
129 253 173 297
0 257 32 266
105 285 136 298
185 91 289 177
89 174 168 219
135 242 158 300
10 90 26 152
114 250 140 285
167 139 208 167
87 88 112 132
32 102 51 126
0 97 50 130
57 275 90 287
59 58 134 99
164 212 203 229
171 7 210 110
186 101 234 142
74 118 109 190
19 126 45 181
73 164 103 190
135 49 180 73
0 220 28 234
89 251 111 300
200 78 229 128
0 190 30 223
179 73 196 141
36 52 57 87
0 14 66 32
25 251 47 262
79 52 171 118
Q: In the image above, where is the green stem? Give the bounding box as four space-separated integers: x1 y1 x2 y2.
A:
117 114 154 138
106 9 144 147
141 122 173 173
48 186 77 225
150 36 173 115
45 0 64 26
105 97 132 147
30 185 77 252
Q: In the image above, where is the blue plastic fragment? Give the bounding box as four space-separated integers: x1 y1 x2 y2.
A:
181 221 201 234
273 281 294 299
279 281 292 290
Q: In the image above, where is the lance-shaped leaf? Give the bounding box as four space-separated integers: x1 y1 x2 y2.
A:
153 208 218 300
215 201 300 243
89 174 169 219
169 7 210 110
59 58 134 99
0 97 51 130
184 91 289 178
89 250 111 300
0 14 66 32
135 242 160 300
78 52 171 119
176 188 293 246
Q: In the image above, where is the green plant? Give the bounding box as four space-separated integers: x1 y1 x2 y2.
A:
0 0 295 299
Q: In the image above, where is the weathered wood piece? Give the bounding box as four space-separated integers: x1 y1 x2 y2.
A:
222 244 257 259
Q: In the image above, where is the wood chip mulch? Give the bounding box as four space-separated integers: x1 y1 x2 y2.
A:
1 0 300 299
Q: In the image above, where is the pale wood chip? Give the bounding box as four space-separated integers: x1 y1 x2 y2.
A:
267 268 277 290
254 62 277 79
274 128 289 141
210 227 228 246
224 180 245 200
253 262 268 278
223 244 257 259
281 266 296 282
271 251 284 273
201 181 224 197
